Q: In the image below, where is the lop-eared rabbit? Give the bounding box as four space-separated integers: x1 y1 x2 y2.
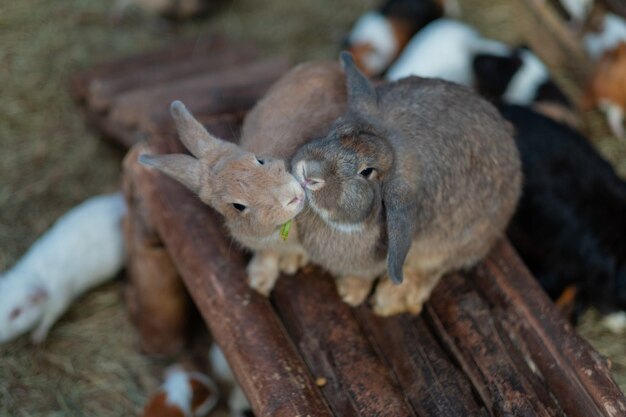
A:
292 52 522 316
140 62 347 296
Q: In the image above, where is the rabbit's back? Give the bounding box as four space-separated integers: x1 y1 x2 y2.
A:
240 61 347 160
378 77 522 270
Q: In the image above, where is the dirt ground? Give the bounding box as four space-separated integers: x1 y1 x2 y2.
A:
0 0 624 416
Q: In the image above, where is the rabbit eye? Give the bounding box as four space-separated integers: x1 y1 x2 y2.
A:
256 157 265 165
232 203 247 212
360 167 375 178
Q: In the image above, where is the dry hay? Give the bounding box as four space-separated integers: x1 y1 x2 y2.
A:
0 0 624 416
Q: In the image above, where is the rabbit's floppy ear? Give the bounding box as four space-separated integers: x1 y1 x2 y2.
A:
339 51 378 116
170 100 224 158
383 178 418 284
139 154 204 195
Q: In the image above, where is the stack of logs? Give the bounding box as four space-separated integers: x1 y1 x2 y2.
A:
72 34 626 417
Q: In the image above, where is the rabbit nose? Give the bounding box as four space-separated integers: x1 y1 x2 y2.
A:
284 184 305 207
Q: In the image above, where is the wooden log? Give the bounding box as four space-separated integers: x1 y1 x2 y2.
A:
121 150 191 357
519 0 592 88
272 271 416 417
87 45 259 112
108 57 289 135
354 307 490 417
126 136 333 417
427 272 563 417
472 240 626 417
69 33 232 103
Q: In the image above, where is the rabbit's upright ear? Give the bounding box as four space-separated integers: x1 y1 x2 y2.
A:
170 100 223 158
340 51 378 116
139 154 204 195
382 178 418 284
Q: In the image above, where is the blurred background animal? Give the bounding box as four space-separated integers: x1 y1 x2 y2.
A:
500 104 626 324
0 193 126 344
473 46 580 128
142 365 220 417
344 0 452 77
384 18 508 84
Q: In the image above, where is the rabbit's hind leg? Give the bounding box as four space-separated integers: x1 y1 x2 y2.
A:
371 266 442 317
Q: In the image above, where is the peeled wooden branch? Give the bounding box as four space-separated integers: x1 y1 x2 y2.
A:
355 307 489 417
121 150 191 357
272 272 415 417
471 241 626 417
87 46 259 112
126 135 333 417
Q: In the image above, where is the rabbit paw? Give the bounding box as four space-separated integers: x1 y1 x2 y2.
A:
372 271 441 316
371 279 417 316
247 253 280 296
278 250 308 275
336 276 373 306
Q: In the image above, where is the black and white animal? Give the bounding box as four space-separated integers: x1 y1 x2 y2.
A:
473 47 579 128
345 0 454 77
385 18 509 85
500 104 626 322
0 193 126 344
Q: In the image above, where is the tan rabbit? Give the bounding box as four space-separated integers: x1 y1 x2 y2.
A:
140 61 347 295
292 52 522 316
139 101 305 295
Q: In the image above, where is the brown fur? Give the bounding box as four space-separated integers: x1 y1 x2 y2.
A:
583 42 626 138
292 53 522 316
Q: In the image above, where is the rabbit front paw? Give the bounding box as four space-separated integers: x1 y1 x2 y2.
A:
247 252 280 296
278 250 309 275
336 276 373 306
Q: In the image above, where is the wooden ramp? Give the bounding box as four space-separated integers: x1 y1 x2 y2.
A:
73 35 626 417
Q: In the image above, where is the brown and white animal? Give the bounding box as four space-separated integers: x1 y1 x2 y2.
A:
345 0 453 77
583 42 626 139
291 52 522 316
140 62 347 296
142 366 219 417
582 10 626 140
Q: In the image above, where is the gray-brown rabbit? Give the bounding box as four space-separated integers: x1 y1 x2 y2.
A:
292 52 522 316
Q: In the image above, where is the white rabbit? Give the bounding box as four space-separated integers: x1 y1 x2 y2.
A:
0 193 126 344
